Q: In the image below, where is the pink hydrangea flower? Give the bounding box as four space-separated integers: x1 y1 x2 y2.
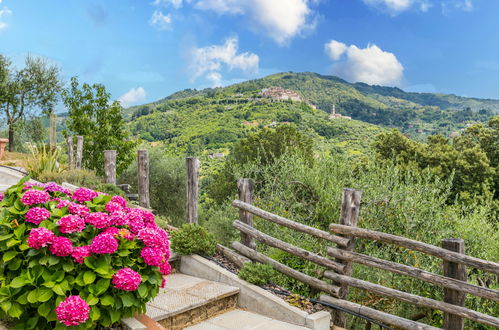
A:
126 210 145 233
160 261 172 276
109 211 127 226
68 202 90 217
105 201 122 213
140 247 164 267
44 182 71 195
90 232 118 254
58 215 85 234
112 268 142 291
72 187 98 203
104 226 119 237
118 228 135 240
161 277 167 288
55 295 90 326
25 207 51 225
71 246 92 264
56 199 71 209
27 227 55 249
85 212 111 229
137 227 170 252
111 195 127 208
0 193 4 202
22 182 45 190
49 236 73 257
20 189 50 206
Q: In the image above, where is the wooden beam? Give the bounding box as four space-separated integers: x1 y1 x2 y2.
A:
186 157 199 224
216 244 251 268
329 224 499 275
237 179 255 249
232 200 349 247
66 136 74 170
138 149 150 208
442 238 467 330
75 136 83 169
327 247 499 302
103 150 117 185
320 295 439 330
232 242 341 297
323 271 499 328
233 220 345 273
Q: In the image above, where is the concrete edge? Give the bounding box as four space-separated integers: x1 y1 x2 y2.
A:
180 254 331 330
121 317 147 330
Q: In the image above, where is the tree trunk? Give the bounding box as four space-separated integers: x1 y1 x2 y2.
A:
8 124 14 152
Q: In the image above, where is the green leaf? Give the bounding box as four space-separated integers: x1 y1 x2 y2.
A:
16 292 28 304
47 256 59 266
1 301 11 314
83 271 96 285
37 302 51 318
52 284 65 296
62 262 74 272
84 257 96 270
94 278 110 296
120 293 135 307
27 289 38 304
26 315 39 329
100 295 115 306
90 306 101 321
0 234 13 241
86 294 99 306
6 238 21 248
7 258 22 271
37 288 53 302
3 250 19 262
42 281 55 288
109 309 121 324
10 276 26 288
8 302 23 318
137 283 148 298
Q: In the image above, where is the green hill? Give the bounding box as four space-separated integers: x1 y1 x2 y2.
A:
126 72 498 154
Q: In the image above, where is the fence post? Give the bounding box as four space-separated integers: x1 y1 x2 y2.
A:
332 188 362 328
138 149 150 208
186 157 199 224
75 136 83 169
49 113 56 151
104 150 117 185
237 178 256 250
442 238 466 330
66 136 74 170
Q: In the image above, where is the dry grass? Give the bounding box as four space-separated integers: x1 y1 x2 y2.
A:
0 151 30 167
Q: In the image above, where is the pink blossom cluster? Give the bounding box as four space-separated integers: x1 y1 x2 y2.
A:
0 193 4 202
55 295 90 326
141 247 164 267
68 203 90 217
56 199 71 209
137 227 170 253
49 236 73 257
112 268 142 291
71 246 92 264
111 195 127 208
43 182 72 195
105 201 122 213
22 182 45 190
25 207 51 225
109 211 127 226
90 232 118 254
58 215 85 234
20 189 50 206
85 212 111 229
27 227 55 249
72 187 98 203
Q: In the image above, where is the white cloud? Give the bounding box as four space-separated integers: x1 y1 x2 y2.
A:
153 0 186 8
442 0 473 13
118 87 147 108
195 0 316 45
149 10 172 30
0 5 12 32
363 0 433 14
190 37 259 87
325 40 404 86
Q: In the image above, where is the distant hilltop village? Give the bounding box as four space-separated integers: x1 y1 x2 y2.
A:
259 86 350 120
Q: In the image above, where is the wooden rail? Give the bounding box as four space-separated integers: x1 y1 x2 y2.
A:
329 224 499 275
232 200 349 247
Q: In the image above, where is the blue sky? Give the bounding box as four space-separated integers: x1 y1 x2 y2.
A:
1 0 498 108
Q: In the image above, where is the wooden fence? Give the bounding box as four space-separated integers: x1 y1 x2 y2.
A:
231 181 499 330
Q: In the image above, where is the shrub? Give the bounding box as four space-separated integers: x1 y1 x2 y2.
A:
170 224 217 256
26 145 64 179
37 169 101 188
0 178 171 329
238 263 276 286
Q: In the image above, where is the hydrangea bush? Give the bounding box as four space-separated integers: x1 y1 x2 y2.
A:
0 178 171 329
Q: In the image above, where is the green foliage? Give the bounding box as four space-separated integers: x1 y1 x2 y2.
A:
37 169 100 188
170 224 217 256
62 77 138 176
238 263 277 286
119 148 186 225
26 145 64 179
0 178 164 329
0 55 61 151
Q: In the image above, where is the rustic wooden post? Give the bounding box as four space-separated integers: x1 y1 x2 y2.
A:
237 178 256 250
66 136 74 170
332 188 362 328
104 150 117 185
138 149 150 208
186 157 199 223
49 113 56 151
442 238 467 330
75 136 83 169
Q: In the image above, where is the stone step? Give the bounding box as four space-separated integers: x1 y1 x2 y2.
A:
185 309 310 330
145 273 240 329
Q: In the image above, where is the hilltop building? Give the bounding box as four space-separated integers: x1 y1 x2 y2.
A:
329 104 351 120
260 87 302 102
